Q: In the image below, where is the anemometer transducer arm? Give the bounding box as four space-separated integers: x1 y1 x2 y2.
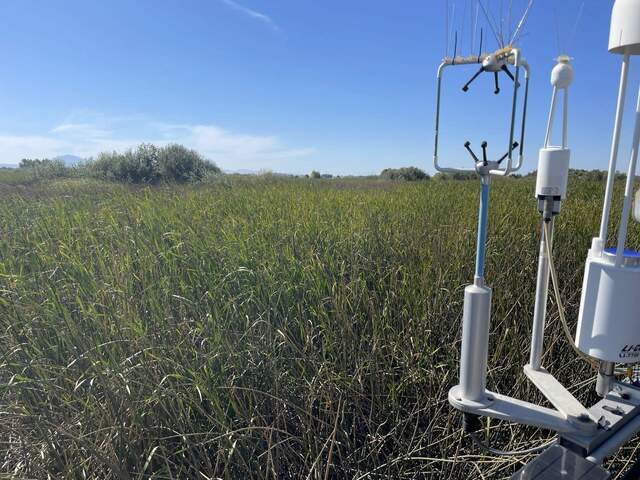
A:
433 47 530 177
462 46 522 94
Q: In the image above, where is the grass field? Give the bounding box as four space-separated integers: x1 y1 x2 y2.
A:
0 175 638 479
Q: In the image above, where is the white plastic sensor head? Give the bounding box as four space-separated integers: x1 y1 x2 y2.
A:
609 0 640 55
550 56 574 89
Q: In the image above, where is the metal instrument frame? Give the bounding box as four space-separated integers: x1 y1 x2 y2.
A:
434 21 640 476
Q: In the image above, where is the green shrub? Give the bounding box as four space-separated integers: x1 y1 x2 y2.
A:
88 144 159 184
87 143 220 184
158 144 220 182
18 158 75 180
380 166 429 181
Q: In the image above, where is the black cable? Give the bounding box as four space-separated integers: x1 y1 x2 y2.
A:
469 432 557 456
453 31 458 65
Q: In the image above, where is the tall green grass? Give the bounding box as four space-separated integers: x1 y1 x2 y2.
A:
0 176 637 478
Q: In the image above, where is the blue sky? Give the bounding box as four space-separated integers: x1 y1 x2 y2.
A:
0 0 635 175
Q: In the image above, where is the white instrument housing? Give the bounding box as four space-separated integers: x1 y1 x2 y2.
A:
576 250 640 363
576 0 640 366
609 0 640 55
536 147 570 199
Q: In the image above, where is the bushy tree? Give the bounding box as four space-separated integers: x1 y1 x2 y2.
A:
310 170 321 179
88 144 220 184
158 144 220 183
88 144 159 184
18 158 73 179
380 167 429 181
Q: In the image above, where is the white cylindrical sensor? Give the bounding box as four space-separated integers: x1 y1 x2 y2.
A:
535 147 570 199
459 283 492 402
575 249 640 363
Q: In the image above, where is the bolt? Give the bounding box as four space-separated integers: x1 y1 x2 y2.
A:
578 414 592 423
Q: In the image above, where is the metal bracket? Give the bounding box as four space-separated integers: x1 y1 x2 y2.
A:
561 384 640 458
448 385 591 434
525 365 597 425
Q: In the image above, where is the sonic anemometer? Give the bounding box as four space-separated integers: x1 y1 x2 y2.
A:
435 1 640 478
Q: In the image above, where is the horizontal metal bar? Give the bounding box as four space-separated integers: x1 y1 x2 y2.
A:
449 385 588 434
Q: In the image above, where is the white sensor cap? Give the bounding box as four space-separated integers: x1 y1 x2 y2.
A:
609 0 640 55
550 57 573 89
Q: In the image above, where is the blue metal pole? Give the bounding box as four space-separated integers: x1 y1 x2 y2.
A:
475 182 490 279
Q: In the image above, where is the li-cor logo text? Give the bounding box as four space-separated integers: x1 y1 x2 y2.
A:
620 344 640 359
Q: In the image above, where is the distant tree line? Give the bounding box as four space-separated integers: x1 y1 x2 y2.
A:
19 158 73 179
380 167 430 181
309 170 333 179
14 154 631 186
376 167 629 182
307 167 628 182
533 169 624 182
18 144 221 184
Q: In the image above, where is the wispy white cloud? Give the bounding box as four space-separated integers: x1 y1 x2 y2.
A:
0 135 68 161
219 0 280 31
155 123 313 162
51 123 112 138
0 114 313 172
